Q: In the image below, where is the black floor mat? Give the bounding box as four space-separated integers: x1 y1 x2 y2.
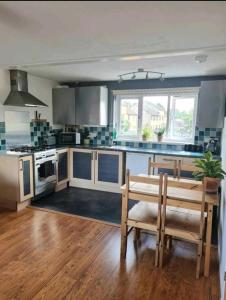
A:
31 187 135 224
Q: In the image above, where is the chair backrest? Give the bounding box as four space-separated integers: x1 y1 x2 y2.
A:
148 157 177 178
126 169 163 205
162 174 208 238
178 160 201 179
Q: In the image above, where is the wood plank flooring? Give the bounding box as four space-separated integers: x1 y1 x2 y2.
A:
0 208 220 300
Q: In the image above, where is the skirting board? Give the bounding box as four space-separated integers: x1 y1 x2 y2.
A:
69 181 121 194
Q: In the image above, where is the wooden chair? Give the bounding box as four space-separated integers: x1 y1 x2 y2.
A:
148 157 177 178
121 170 163 266
178 160 201 179
159 174 208 278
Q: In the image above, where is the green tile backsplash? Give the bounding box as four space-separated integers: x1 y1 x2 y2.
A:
0 122 5 150
0 121 222 151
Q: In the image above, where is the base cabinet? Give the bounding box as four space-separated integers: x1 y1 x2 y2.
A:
70 149 123 192
70 149 94 186
126 153 153 175
19 156 34 202
56 148 70 186
0 155 34 211
95 150 123 189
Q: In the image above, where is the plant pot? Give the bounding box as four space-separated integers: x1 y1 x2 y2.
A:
83 138 90 145
205 177 220 193
157 135 163 142
142 135 147 141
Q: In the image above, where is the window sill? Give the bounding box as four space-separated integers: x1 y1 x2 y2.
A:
113 138 194 145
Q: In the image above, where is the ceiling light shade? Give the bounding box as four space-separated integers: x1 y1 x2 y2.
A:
118 68 165 83
195 54 208 63
118 75 123 83
160 74 165 82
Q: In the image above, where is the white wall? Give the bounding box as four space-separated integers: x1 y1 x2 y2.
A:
219 116 226 299
0 69 58 126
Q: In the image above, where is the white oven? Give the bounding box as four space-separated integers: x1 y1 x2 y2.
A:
34 149 57 196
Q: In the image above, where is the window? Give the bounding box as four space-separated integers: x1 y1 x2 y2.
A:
114 88 198 143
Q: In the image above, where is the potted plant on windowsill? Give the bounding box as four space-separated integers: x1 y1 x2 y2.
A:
193 151 226 193
142 127 152 141
154 128 165 143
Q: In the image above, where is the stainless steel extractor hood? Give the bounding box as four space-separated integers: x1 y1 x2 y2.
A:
3 70 48 107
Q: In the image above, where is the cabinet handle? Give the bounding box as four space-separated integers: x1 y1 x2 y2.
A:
95 151 97 160
19 159 23 171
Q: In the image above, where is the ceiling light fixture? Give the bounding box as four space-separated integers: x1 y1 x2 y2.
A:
131 73 136 80
118 68 165 83
118 75 123 83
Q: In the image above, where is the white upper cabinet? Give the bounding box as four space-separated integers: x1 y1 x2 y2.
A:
196 80 226 128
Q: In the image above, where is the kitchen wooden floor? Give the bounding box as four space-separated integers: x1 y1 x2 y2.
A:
0 208 219 300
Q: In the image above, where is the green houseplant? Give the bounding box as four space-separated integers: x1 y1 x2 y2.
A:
142 127 152 141
193 151 226 193
154 128 165 142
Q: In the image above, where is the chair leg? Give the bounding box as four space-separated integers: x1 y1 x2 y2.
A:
196 240 203 279
134 228 141 241
155 241 159 267
120 224 128 259
155 228 161 267
159 229 165 268
166 236 172 250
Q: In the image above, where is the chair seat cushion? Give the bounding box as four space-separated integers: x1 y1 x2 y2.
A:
165 207 204 234
128 202 159 223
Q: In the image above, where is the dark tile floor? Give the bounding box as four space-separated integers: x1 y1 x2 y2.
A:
31 187 135 224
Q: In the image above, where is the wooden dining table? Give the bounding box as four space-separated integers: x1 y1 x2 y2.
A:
121 174 219 277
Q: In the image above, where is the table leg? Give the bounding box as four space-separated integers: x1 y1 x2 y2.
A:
120 191 128 259
204 203 213 277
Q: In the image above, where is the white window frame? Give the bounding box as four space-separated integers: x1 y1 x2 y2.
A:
113 88 199 143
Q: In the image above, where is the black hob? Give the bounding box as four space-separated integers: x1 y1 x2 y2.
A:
9 145 55 153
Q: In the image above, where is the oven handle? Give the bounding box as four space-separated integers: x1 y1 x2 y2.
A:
35 159 57 164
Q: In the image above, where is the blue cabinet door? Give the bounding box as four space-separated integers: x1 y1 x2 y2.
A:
58 151 68 182
73 151 92 180
19 156 33 201
97 152 120 184
23 160 31 196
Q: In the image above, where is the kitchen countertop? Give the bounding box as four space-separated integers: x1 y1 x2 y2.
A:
0 151 32 157
66 145 206 158
0 145 219 159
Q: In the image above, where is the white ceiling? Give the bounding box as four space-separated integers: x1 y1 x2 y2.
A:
1 1 226 81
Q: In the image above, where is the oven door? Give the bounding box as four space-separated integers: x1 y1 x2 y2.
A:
35 158 57 195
